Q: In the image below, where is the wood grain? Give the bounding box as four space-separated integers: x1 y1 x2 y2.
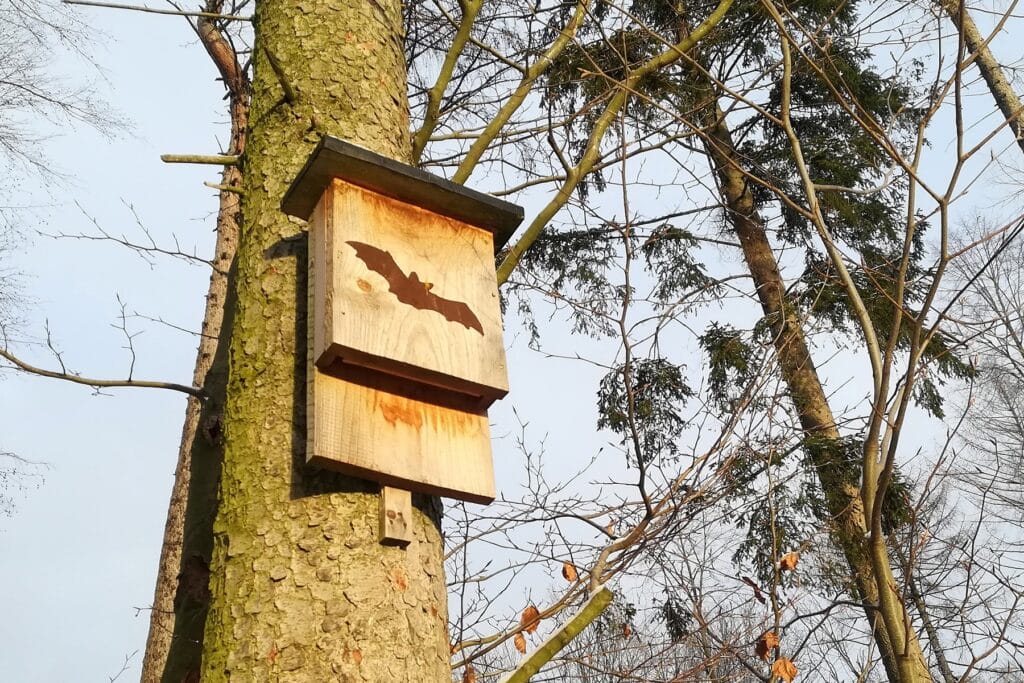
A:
313 179 509 405
306 191 496 504
308 362 495 503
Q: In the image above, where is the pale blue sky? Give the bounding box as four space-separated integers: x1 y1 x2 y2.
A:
0 7 224 680
1 4 1022 682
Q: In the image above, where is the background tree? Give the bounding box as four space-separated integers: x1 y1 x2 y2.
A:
0 0 114 191
404 1 1024 681
140 2 249 678
954 221 1024 495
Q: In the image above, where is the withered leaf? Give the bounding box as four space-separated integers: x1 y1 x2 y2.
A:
755 631 780 661
513 631 527 655
521 605 541 634
562 561 579 582
741 576 766 604
462 665 477 683
771 657 797 682
779 552 800 572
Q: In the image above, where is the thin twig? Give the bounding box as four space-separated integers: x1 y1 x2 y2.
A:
63 0 251 21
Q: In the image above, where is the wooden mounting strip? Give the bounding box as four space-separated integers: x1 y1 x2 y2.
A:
379 486 412 546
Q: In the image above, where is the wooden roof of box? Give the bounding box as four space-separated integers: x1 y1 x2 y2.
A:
281 136 523 250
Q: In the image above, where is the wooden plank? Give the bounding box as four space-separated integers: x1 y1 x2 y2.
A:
308 362 495 504
314 179 509 406
306 196 496 504
379 486 412 546
281 136 524 250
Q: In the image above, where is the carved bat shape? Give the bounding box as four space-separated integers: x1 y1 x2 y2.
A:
345 240 484 335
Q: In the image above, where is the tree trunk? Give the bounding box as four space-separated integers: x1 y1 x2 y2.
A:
199 1 451 680
697 98 933 682
939 0 1024 152
142 14 249 680
142 151 240 683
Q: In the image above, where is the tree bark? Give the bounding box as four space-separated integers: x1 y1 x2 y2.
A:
142 13 249 680
141 155 240 683
696 98 934 682
199 1 451 680
939 0 1024 153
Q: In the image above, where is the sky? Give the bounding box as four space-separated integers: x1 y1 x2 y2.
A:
1 3 1022 682
0 7 227 680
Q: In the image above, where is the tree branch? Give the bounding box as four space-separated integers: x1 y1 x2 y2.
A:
0 346 205 397
495 0 737 283
160 154 239 165
63 0 251 22
498 586 614 683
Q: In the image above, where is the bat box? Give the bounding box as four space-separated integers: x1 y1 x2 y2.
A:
281 137 523 503
282 137 521 405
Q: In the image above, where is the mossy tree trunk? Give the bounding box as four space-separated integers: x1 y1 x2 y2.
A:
144 129 241 682
199 1 451 679
142 13 249 680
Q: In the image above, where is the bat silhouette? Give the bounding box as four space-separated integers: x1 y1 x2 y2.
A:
345 240 484 335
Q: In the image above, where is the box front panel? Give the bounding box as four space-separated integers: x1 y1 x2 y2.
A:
322 180 509 402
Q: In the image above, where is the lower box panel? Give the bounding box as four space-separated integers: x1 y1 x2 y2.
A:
307 360 496 505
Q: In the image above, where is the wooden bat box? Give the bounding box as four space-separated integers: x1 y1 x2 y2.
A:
282 137 523 503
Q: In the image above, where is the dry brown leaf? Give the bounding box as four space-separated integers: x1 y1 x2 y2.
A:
521 605 541 634
779 552 800 572
605 520 616 536
623 623 632 638
755 631 780 661
513 631 527 655
771 657 797 682
562 561 579 582
462 665 477 683
741 576 766 604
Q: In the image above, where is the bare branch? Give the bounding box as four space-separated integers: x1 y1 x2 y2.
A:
160 154 239 165
0 344 204 398
63 0 251 22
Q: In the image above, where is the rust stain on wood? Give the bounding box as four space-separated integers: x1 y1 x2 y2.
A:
378 397 424 430
423 404 478 433
345 240 484 335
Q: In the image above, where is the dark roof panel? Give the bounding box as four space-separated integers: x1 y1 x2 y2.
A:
281 136 523 250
